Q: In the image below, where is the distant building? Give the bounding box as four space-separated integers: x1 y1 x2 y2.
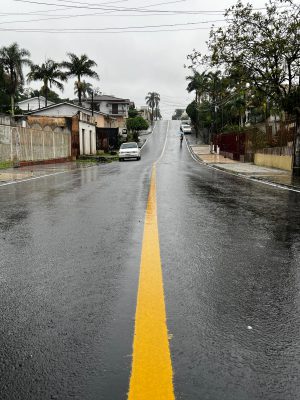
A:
139 106 151 122
17 96 55 112
81 94 132 117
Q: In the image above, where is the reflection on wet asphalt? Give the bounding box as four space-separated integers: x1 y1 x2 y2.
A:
0 120 300 400
157 122 300 400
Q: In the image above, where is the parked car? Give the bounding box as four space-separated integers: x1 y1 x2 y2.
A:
119 142 141 161
180 123 192 134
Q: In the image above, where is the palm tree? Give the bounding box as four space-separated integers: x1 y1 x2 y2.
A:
62 53 99 106
74 80 93 100
0 42 31 115
186 70 209 103
145 92 160 122
154 92 161 120
27 59 67 107
0 65 10 113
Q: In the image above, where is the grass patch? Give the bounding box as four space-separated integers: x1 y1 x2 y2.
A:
77 153 119 164
76 158 98 164
0 161 13 169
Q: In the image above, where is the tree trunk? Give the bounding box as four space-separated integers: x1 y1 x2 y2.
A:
78 76 82 106
10 68 15 116
11 95 15 116
45 86 48 107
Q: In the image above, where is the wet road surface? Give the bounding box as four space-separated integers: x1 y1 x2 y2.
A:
1 120 300 399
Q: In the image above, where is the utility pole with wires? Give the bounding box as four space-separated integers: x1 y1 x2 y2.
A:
293 109 300 176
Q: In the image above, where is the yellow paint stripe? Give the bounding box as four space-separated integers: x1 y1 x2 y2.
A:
128 165 175 400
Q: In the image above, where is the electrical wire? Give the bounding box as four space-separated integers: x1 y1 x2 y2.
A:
0 26 219 33
0 19 226 32
12 0 299 13
1 0 215 24
12 0 226 13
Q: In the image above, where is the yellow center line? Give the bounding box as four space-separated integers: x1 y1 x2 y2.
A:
128 165 175 400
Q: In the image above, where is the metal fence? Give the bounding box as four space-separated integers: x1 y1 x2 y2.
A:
213 119 297 162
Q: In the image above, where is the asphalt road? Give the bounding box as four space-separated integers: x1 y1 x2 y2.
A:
1 120 300 400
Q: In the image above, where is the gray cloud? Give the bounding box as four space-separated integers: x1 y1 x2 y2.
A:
2 0 268 118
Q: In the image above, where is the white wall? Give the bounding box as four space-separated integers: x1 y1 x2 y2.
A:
98 102 129 116
79 121 96 155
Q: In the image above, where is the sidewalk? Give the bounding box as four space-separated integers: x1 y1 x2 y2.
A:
186 135 300 191
0 162 87 185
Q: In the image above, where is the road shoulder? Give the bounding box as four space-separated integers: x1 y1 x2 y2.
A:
186 141 300 192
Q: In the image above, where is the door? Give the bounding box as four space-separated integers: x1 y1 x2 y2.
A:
112 104 118 114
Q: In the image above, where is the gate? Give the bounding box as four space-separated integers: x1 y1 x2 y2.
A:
96 127 119 151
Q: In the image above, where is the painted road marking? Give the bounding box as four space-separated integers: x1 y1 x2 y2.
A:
155 120 169 165
0 171 67 187
128 165 175 400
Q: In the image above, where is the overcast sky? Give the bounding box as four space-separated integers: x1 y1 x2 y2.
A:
2 0 273 118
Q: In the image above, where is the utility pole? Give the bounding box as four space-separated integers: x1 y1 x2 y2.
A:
293 110 300 176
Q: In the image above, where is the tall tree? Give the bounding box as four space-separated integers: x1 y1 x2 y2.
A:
145 92 160 122
126 116 149 142
27 59 67 107
0 42 31 115
208 0 300 111
74 80 93 100
172 109 185 120
62 53 99 106
186 70 209 103
154 92 161 120
0 64 10 113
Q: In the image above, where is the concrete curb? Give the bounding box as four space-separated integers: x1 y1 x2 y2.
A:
140 122 156 151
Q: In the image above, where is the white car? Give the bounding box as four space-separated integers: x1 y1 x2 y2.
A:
119 142 141 161
180 123 192 134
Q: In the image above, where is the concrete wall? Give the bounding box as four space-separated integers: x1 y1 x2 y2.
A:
27 115 69 130
27 109 98 156
0 124 12 162
94 113 105 128
254 153 293 171
0 123 71 162
104 115 125 132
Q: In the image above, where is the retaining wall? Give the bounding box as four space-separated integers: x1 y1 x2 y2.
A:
254 153 293 171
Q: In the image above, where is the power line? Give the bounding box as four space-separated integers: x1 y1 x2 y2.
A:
44 0 129 5
0 8 70 15
3 15 225 25
0 26 218 33
12 0 299 13
0 17 226 27
1 0 212 24
0 20 225 31
12 0 226 13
